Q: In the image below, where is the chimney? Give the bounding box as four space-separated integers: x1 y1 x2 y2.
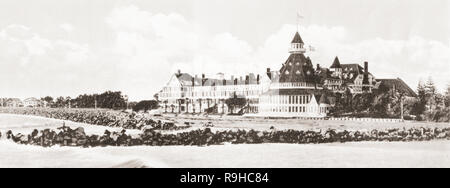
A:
266 68 272 79
234 78 238 85
364 61 368 73
363 61 369 85
257 74 260 84
316 64 321 71
245 75 249 85
202 74 206 86
192 77 195 87
223 79 226 86
177 69 181 75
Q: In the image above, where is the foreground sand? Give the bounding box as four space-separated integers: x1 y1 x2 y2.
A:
2 113 450 168
1 140 450 168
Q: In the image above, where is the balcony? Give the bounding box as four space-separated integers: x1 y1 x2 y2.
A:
289 47 306 54
270 82 321 89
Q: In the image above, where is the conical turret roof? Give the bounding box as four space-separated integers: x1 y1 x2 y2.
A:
291 32 304 44
330 56 342 69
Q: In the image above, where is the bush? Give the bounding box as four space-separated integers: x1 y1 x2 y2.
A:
132 100 158 112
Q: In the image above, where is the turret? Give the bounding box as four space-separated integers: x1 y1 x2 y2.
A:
289 32 306 54
330 56 342 77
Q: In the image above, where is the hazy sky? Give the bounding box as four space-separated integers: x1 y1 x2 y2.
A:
0 0 449 100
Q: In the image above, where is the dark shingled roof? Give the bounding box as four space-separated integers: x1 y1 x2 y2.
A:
291 32 304 44
278 53 317 83
176 73 259 86
262 89 322 96
341 64 363 74
330 56 342 69
340 64 365 83
376 78 417 97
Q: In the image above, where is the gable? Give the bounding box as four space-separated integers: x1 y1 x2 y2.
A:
167 74 182 87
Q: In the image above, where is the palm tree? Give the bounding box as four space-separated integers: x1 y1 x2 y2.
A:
221 99 225 114
185 98 190 113
198 99 203 113
163 100 168 113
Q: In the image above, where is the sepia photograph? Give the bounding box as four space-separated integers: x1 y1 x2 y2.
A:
0 0 450 172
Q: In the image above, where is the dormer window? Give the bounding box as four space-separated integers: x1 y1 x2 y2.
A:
296 62 300 66
289 62 292 66
296 70 301 75
285 70 290 75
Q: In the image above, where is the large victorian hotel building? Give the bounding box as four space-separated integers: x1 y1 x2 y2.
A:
158 31 415 117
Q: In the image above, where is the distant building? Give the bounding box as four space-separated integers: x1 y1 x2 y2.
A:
158 72 271 114
376 78 417 97
158 31 416 117
23 97 43 107
5 98 23 107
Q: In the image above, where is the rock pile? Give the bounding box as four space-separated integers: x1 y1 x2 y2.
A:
3 126 450 147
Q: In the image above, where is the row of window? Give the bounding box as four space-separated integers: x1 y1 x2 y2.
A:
260 106 328 113
261 95 312 105
160 90 263 98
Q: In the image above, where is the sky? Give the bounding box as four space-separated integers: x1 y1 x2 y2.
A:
0 0 449 101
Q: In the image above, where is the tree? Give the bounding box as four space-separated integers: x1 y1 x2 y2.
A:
41 96 54 107
412 81 427 116
425 77 437 111
132 100 159 112
54 97 66 108
225 92 247 115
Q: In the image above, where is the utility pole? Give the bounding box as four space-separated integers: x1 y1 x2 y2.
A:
124 95 129 110
400 92 404 121
400 98 404 121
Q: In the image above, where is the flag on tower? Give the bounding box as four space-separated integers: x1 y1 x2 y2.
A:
296 12 304 31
